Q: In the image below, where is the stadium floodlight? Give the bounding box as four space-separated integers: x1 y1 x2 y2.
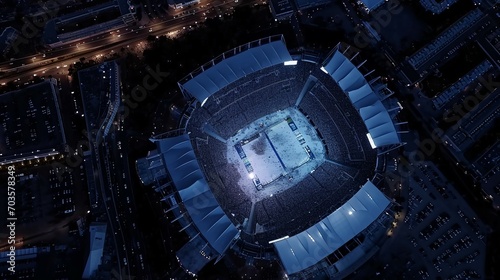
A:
320 66 328 74
397 101 403 110
268 235 290 244
366 133 377 149
284 60 298 66
201 97 208 107
248 172 255 179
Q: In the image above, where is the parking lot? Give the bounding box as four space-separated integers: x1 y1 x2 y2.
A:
361 161 488 279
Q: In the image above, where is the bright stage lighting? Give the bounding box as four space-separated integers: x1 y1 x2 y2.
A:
201 97 208 107
268 235 290 244
366 133 377 149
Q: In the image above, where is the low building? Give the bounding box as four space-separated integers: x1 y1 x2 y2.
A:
82 223 108 279
43 1 136 47
0 27 19 57
167 0 200 9
269 0 294 20
294 0 330 10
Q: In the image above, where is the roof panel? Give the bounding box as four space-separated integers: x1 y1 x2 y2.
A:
251 48 268 68
323 49 346 74
372 129 398 147
338 67 361 88
348 83 378 109
222 64 239 82
360 0 384 10
200 209 225 232
331 59 355 82
178 179 209 201
339 68 366 92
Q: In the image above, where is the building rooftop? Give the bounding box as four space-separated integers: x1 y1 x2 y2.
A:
0 80 66 165
269 0 294 18
82 223 108 279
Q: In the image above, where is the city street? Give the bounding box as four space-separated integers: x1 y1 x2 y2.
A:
0 0 258 86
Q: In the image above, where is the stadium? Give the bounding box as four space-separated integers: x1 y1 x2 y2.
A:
137 35 405 279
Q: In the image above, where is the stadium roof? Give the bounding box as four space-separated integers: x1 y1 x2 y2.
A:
180 37 292 103
347 83 379 109
273 181 390 275
322 49 400 148
295 0 330 9
156 135 239 254
322 49 370 95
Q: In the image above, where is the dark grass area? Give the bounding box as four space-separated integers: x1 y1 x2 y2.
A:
301 25 345 50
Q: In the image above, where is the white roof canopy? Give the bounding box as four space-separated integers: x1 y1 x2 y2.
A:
273 181 390 275
359 100 399 147
322 49 400 148
180 38 292 103
157 135 239 254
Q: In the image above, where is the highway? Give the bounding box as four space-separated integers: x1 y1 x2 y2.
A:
0 20 193 86
110 114 152 278
85 78 141 279
0 0 258 85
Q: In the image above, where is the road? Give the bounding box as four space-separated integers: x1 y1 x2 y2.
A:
104 112 152 278
0 0 258 85
1 20 189 85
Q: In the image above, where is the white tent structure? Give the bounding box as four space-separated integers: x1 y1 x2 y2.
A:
273 181 390 275
321 49 401 148
155 135 239 254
